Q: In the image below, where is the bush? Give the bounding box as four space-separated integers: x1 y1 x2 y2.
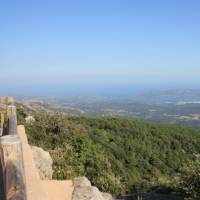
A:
19 110 200 195
180 159 200 200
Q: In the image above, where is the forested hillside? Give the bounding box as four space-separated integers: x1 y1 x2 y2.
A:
17 108 200 197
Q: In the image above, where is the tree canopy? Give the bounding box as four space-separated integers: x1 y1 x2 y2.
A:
18 110 200 197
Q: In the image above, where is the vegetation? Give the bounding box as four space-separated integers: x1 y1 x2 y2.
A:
180 159 200 200
18 109 200 197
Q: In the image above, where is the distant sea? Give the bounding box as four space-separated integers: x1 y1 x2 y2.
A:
0 82 199 100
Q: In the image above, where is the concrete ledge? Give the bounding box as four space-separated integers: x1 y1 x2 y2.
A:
17 125 74 200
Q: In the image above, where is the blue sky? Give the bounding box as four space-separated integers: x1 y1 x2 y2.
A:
0 0 200 95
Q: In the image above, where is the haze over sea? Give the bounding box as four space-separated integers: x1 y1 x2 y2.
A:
0 82 199 99
0 0 200 98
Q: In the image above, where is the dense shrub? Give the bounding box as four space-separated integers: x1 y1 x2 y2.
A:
20 110 200 195
180 160 200 200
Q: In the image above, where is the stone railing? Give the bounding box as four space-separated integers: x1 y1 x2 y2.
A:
0 97 27 200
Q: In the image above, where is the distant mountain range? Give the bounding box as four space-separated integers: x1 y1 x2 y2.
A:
137 89 200 103
140 89 200 97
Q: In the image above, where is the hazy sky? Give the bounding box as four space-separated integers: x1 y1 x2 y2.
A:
0 0 200 94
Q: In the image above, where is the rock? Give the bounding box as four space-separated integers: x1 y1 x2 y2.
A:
102 193 114 200
72 177 114 200
25 115 35 125
31 146 53 180
72 186 105 200
73 177 92 187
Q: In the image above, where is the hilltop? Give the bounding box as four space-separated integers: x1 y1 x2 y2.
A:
17 106 200 198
